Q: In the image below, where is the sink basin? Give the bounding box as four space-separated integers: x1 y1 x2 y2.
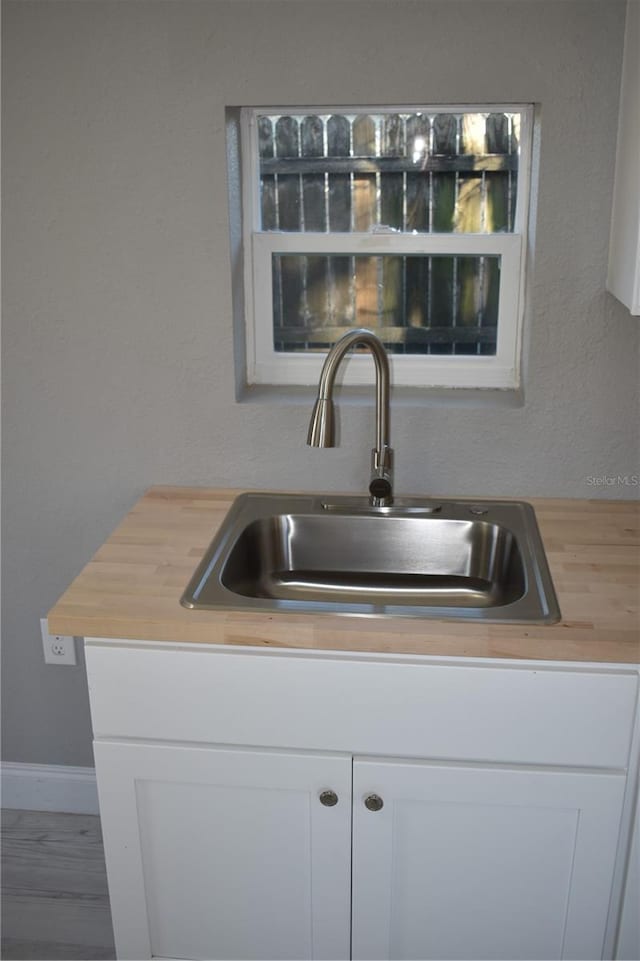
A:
181 493 560 623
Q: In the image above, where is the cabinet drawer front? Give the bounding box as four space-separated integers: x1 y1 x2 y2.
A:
85 642 638 768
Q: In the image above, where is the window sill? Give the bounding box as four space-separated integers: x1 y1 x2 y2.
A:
238 383 524 410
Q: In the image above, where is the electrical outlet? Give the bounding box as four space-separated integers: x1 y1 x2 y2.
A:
40 618 76 665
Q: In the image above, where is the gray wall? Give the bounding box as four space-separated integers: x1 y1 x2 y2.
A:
3 0 639 767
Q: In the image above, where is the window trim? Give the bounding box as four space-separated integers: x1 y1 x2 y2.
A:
240 105 533 390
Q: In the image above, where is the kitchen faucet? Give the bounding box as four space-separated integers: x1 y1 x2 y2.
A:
307 328 394 507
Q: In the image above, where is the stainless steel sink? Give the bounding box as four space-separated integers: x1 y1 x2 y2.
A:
181 493 560 623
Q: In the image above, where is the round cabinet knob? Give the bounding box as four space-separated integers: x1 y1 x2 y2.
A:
364 793 384 812
319 790 339 807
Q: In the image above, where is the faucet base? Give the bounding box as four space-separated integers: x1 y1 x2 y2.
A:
369 447 394 506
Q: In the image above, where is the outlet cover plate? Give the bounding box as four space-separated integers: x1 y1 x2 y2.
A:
40 618 76 665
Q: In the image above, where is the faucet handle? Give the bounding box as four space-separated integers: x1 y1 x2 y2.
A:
369 475 393 503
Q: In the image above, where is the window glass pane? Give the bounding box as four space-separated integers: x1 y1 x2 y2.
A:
271 254 500 356
258 111 520 235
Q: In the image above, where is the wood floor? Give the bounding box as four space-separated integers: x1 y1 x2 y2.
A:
1 809 116 960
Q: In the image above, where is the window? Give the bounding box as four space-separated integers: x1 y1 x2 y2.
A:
240 105 533 389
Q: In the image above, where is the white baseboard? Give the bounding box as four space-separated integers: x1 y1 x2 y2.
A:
1 762 99 815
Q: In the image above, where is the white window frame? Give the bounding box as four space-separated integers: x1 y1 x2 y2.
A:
241 105 533 390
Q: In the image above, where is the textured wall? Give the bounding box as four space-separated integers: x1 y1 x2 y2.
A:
2 0 638 766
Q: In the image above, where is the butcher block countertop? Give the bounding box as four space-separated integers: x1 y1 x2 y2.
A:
47 487 640 664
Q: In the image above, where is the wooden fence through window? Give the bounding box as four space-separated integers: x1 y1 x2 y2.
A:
258 112 520 356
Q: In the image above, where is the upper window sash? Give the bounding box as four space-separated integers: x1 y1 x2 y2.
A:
243 105 533 237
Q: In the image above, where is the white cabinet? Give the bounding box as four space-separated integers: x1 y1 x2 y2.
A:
608 0 640 313
85 641 640 961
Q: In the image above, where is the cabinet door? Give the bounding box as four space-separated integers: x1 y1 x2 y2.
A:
352 757 626 961
94 741 352 961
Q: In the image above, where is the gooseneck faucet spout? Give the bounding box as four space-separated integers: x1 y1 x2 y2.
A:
307 328 394 507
